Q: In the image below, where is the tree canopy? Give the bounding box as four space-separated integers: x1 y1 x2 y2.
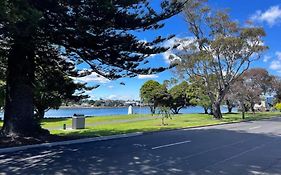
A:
172 0 267 119
0 0 183 137
168 81 195 114
140 80 168 114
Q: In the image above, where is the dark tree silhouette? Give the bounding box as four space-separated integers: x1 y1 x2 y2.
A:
0 0 182 137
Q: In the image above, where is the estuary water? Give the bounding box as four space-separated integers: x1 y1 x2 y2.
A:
44 106 236 118
0 106 237 119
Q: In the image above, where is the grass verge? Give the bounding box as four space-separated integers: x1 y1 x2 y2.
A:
46 112 281 137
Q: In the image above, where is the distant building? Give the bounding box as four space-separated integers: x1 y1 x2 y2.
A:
258 94 275 111
124 101 140 106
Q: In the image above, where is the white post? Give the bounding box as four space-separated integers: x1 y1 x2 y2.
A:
128 105 133 115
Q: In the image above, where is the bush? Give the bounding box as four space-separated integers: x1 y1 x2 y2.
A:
275 103 281 111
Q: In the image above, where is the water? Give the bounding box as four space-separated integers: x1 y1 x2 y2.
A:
0 106 237 119
45 106 236 118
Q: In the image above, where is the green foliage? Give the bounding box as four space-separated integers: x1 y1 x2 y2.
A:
189 76 212 113
0 0 183 79
140 80 169 114
173 0 267 119
169 81 195 114
0 0 183 136
140 80 163 102
275 103 281 111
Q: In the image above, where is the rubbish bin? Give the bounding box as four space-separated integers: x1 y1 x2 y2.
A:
72 114 85 129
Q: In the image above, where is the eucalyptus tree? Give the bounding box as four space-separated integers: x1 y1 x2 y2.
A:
172 0 267 119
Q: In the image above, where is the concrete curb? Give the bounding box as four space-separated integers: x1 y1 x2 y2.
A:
1 116 279 154
0 132 143 154
142 116 281 135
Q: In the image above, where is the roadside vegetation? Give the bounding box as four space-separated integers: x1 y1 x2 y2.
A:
20 112 279 137
0 0 280 147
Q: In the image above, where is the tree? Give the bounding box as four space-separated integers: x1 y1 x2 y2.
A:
0 46 93 125
172 0 267 119
33 69 92 123
230 69 270 118
140 80 168 115
230 78 248 119
224 94 236 113
273 77 281 103
0 0 182 136
243 68 275 95
189 75 212 114
241 68 273 113
33 46 96 122
0 81 5 108
168 81 195 114
158 106 172 125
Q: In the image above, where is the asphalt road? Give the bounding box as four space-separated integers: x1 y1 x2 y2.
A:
1 117 281 175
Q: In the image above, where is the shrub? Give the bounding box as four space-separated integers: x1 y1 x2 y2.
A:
275 103 281 111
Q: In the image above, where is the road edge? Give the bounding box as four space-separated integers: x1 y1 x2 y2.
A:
0 132 143 154
1 115 280 154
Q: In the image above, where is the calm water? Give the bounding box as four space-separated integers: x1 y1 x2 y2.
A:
0 106 237 119
45 106 236 118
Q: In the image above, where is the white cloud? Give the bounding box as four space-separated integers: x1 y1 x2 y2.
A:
162 37 194 64
107 85 114 89
251 6 281 26
75 72 110 83
137 74 159 79
270 60 281 70
103 94 138 100
269 51 281 71
263 55 271 62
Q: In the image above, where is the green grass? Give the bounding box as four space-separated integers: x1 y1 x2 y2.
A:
48 112 281 137
41 114 152 129
0 112 280 137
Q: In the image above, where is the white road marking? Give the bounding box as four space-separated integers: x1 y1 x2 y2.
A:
154 139 247 168
248 126 261 130
151 140 191 150
19 152 59 161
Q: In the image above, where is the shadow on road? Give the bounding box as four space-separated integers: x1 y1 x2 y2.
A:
0 125 281 175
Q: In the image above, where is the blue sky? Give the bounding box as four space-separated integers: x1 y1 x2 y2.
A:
77 0 281 100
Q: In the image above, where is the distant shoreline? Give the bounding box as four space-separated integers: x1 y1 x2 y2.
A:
59 106 145 109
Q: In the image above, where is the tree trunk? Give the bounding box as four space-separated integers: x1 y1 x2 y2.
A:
209 106 214 115
34 106 46 123
1 41 45 137
226 100 233 113
241 102 246 120
250 102 255 114
203 107 208 114
212 102 222 119
149 106 156 115
171 107 180 114
161 117 165 125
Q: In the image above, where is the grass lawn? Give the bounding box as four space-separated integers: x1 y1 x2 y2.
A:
0 112 280 138
46 111 281 137
41 114 153 129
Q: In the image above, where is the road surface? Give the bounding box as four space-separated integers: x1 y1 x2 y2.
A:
1 117 281 175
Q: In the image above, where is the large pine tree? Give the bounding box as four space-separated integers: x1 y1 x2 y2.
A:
0 0 182 137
